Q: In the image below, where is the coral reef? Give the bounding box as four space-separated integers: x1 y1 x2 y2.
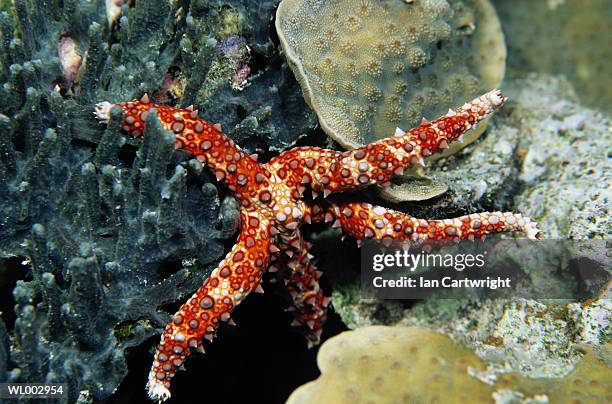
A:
2 0 316 150
288 326 493 404
467 297 612 378
288 326 612 404
0 0 317 401
276 0 506 201
0 0 608 401
492 0 611 112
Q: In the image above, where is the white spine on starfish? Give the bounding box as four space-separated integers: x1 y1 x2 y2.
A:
514 215 540 240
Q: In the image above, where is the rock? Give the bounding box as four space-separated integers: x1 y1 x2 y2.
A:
509 75 611 239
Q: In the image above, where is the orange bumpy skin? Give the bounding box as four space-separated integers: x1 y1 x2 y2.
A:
95 89 540 401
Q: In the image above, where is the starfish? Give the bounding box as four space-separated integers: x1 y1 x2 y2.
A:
95 89 540 401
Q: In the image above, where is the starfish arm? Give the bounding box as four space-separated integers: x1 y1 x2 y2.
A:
334 89 507 191
95 98 271 209
268 90 507 198
335 89 507 192
146 210 272 402
316 202 540 241
271 237 330 347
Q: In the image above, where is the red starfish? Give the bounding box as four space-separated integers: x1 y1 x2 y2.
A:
95 89 539 401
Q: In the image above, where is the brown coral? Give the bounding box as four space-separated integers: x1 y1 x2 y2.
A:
276 0 506 201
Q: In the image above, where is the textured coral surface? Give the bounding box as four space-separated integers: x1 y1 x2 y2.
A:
288 326 612 404
276 0 505 148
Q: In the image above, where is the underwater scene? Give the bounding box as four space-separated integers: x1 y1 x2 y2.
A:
0 0 610 403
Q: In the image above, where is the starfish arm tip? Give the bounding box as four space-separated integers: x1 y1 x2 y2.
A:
146 378 171 402
482 88 507 110
94 101 114 123
523 218 541 239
